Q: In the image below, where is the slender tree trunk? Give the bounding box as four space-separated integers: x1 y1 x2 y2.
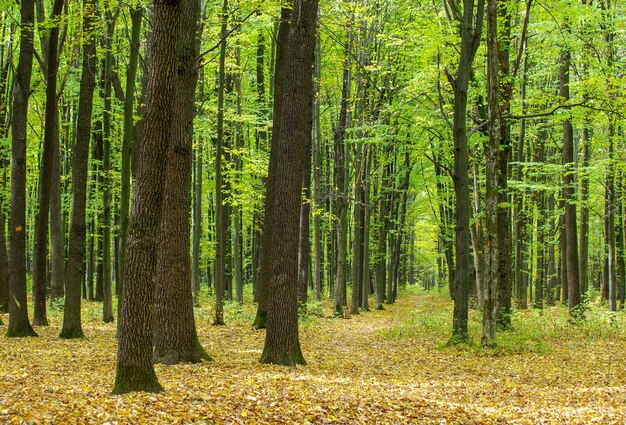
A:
312 34 322 302
450 0 484 343
350 144 364 314
0 207 8 313
7 0 37 337
332 29 352 317
297 90 313 308
118 5 143 326
482 0 500 346
559 30 581 314
32 0 64 327
49 126 64 302
61 0 99 339
213 0 229 325
361 146 371 311
233 42 243 306
260 0 318 366
112 0 184 394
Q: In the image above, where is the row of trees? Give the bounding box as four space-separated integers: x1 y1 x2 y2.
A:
1 0 625 391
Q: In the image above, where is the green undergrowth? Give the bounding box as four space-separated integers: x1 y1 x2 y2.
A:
377 288 626 356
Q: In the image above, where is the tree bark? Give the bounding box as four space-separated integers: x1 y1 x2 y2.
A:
32 0 64 327
559 30 581 314
7 0 37 338
61 0 99 339
118 5 143 325
213 0 229 325
260 0 318 366
113 0 184 394
449 0 484 343
253 5 292 329
153 0 210 365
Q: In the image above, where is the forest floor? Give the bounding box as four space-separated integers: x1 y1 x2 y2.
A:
1 287 625 424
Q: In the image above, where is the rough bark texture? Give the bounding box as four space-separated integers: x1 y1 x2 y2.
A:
7 0 37 338
153 0 210 365
253 5 292 329
261 0 318 366
112 0 183 394
61 0 99 339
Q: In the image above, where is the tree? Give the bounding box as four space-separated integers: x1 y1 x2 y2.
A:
260 0 318 366
31 0 65 327
113 0 186 394
445 0 485 343
153 0 210 365
61 0 99 339
7 0 37 338
253 5 292 329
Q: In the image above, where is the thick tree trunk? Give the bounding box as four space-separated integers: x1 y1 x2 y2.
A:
153 0 210 365
253 6 292 329
261 0 317 366
113 0 184 394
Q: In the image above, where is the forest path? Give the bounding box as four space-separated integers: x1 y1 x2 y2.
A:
1 288 625 423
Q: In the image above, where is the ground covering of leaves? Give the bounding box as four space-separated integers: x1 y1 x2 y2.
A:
1 288 625 424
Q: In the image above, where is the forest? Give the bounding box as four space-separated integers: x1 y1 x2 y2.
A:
1 0 625 422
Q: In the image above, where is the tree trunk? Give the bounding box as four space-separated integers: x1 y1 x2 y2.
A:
32 0 64 327
450 0 484 343
213 0 229 325
332 28 352 317
60 0 99 339
7 0 38 337
559 31 581 314
297 89 313 308
153 0 210 365
101 12 116 324
233 42 243 306
113 0 185 394
361 146 371 311
312 33 323 302
118 5 143 325
260 0 318 366
49 125 64 302
253 5 292 329
0 207 8 313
